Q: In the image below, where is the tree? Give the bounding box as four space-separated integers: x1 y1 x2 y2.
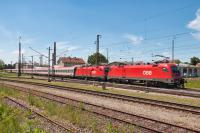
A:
174 59 181 64
0 59 4 70
87 53 108 65
190 56 200 66
4 64 14 69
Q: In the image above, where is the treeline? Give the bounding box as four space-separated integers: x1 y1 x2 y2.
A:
190 56 200 66
0 55 200 70
0 59 15 70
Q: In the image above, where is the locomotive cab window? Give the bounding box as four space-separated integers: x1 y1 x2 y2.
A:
162 67 168 72
171 66 180 74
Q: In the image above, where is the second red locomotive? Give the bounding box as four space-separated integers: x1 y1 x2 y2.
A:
75 63 184 87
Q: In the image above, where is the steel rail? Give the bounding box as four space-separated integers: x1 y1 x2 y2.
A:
1 78 200 115
2 75 200 98
4 84 200 133
4 96 74 132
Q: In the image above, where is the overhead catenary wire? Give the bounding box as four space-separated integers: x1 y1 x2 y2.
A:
29 47 48 58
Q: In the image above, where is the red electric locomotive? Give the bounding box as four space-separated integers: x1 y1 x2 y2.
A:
107 63 184 87
75 65 107 80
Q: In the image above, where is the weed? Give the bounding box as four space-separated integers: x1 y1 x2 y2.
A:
90 118 100 133
0 102 46 133
28 93 35 106
106 121 118 133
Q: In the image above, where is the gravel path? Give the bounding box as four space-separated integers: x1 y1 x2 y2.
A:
2 81 200 130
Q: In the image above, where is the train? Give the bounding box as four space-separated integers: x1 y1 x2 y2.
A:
4 63 185 88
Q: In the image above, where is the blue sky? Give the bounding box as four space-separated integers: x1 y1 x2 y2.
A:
0 0 200 64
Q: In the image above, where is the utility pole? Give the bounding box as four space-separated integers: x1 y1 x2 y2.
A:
39 55 43 67
52 42 56 80
18 36 21 77
96 34 101 65
22 53 24 74
106 48 109 63
131 57 134 64
172 36 175 63
31 56 34 79
52 53 55 80
48 47 51 82
53 42 56 65
11 61 13 73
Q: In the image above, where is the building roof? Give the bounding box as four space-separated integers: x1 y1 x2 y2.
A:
196 63 200 67
58 57 85 64
178 63 198 68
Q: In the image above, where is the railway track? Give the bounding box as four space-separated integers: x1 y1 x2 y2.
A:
3 84 200 133
2 75 200 98
4 96 74 133
1 78 200 116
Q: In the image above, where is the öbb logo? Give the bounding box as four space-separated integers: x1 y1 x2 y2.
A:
143 70 152 75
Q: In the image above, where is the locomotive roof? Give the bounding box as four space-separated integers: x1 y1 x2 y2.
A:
108 63 177 67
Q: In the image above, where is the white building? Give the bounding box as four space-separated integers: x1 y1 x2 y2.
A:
177 63 200 77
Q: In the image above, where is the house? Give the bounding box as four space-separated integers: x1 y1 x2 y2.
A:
57 57 85 67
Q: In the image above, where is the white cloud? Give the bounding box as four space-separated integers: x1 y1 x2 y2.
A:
57 41 79 51
56 41 70 50
0 25 38 63
0 26 13 39
0 49 4 53
187 8 200 40
11 49 26 55
124 34 143 45
156 42 162 46
191 32 200 40
22 38 35 45
162 52 170 57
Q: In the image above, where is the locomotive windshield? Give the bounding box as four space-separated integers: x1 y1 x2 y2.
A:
171 66 180 73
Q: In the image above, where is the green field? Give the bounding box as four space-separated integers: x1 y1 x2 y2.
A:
185 78 200 90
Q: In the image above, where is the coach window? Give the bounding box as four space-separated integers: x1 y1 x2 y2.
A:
162 67 168 72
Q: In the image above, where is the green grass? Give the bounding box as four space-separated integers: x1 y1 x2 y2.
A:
0 72 35 79
0 95 46 133
185 78 200 90
0 85 137 132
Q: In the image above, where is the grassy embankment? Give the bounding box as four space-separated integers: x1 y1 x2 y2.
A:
1 72 200 107
0 83 136 133
0 94 45 132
